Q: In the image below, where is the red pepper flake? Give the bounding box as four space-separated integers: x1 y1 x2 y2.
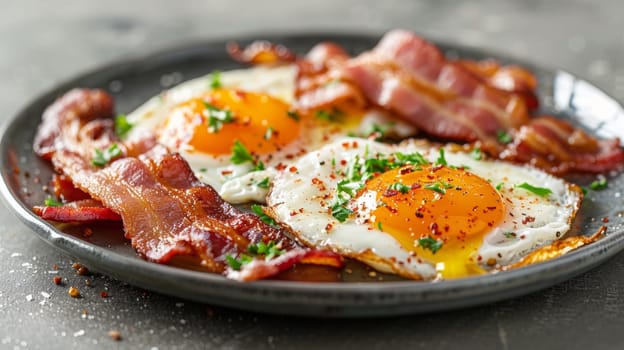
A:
383 189 398 197
220 169 233 176
341 142 350 148
83 227 93 237
53 276 62 285
351 141 359 148
275 163 287 171
429 222 440 235
521 216 536 225
234 90 247 99
312 178 323 185
415 211 424 218
411 183 421 190
602 217 610 223
100 291 109 298
325 223 333 232
340 159 347 166
399 167 413 175
77 266 89 276
432 164 444 172
289 166 298 173
289 210 299 216
72 262 82 270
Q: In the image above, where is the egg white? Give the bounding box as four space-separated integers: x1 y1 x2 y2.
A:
265 137 582 280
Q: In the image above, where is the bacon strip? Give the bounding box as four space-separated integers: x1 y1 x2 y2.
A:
501 116 624 174
33 199 121 222
34 89 343 279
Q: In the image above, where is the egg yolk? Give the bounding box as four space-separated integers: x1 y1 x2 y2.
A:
363 165 505 279
162 89 300 156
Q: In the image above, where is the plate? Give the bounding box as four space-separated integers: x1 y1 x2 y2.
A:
1 33 624 317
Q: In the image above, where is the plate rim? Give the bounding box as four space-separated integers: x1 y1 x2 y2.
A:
1 32 623 317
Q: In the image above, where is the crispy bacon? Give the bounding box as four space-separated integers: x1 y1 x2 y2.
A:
501 116 624 174
33 199 121 222
34 88 343 279
34 89 117 160
295 43 366 111
52 174 91 202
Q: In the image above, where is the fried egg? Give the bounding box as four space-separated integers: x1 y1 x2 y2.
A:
124 65 416 203
265 138 582 280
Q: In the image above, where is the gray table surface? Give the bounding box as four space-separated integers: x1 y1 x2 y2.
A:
2 1 624 349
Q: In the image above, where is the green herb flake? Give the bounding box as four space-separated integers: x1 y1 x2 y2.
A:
253 161 265 172
424 181 453 194
230 140 254 164
417 236 443 254
503 232 517 239
114 114 133 138
247 241 284 260
44 196 62 207
388 182 411 194
225 255 242 270
209 70 222 89
251 204 276 226
204 102 234 133
315 109 343 123
495 182 505 191
92 144 122 167
497 130 513 144
286 110 300 121
436 148 447 166
515 182 552 198
256 177 270 189
394 152 429 166
331 202 352 223
590 178 608 191
377 221 383 231
471 148 482 161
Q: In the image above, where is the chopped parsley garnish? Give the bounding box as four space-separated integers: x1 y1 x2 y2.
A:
226 240 285 270
44 196 62 207
503 232 517 239
377 221 383 231
394 151 429 166
230 140 254 164
264 126 274 140
251 204 276 226
424 181 453 194
436 148 447 166
337 179 362 197
496 130 513 144
225 255 243 270
388 182 411 194
515 182 552 198
114 114 133 138
92 144 122 167
417 236 443 254
256 177 270 189
209 70 222 89
253 161 265 171
590 178 608 190
315 108 343 123
471 147 482 161
247 240 284 260
331 201 353 223
287 110 300 121
495 182 505 191
204 102 234 133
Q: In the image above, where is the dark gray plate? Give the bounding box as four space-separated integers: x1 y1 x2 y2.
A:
1 33 624 317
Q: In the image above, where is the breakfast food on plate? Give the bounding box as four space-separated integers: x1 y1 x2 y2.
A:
31 30 623 282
